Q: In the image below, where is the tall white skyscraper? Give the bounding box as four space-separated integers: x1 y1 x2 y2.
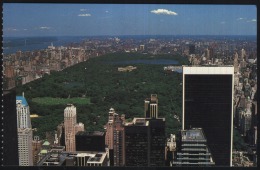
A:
16 94 33 166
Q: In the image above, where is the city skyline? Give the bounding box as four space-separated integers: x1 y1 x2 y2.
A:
3 4 257 37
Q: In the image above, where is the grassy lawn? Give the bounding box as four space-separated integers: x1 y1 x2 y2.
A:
32 97 91 105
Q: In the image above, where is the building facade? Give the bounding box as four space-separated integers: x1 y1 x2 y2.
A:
182 66 234 166
105 108 116 149
147 118 165 166
104 108 125 166
113 114 125 166
64 104 84 152
32 136 42 165
144 94 158 118
16 94 33 166
76 131 105 152
173 128 215 166
125 118 150 166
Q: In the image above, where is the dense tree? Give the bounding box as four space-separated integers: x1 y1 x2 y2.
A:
17 52 188 138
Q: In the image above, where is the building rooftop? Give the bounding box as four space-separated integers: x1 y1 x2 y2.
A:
37 152 68 166
16 96 28 106
132 118 149 126
181 128 206 141
76 131 105 136
74 152 107 164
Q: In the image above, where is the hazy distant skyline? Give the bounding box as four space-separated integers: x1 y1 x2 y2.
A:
3 4 257 37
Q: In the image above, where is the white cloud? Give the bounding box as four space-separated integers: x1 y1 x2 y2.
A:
220 21 226 24
23 29 28 31
80 9 87 12
105 10 109 13
39 26 51 30
78 14 91 17
237 17 244 20
151 9 178 15
247 19 256 22
6 28 18 31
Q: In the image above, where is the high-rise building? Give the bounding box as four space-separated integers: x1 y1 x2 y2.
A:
16 94 33 166
104 108 125 166
205 48 210 60
64 104 84 152
17 128 33 166
241 111 252 136
173 128 215 166
241 48 246 61
105 108 116 149
125 94 165 166
234 52 239 73
182 66 234 166
144 94 165 166
125 118 150 166
32 136 42 165
3 90 19 165
165 134 176 166
76 131 105 152
147 118 165 166
16 95 31 129
144 94 158 118
113 114 125 166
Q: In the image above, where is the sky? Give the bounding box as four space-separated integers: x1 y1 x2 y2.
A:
3 4 257 37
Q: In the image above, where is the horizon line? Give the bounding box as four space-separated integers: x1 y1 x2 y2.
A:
3 34 257 38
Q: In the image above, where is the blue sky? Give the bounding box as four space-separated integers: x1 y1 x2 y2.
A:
3 4 257 37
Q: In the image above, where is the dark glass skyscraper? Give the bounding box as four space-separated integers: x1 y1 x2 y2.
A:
125 118 150 166
147 118 165 166
124 94 165 166
182 66 234 166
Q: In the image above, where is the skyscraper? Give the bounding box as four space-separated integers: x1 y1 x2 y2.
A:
144 94 165 166
105 108 116 149
182 66 234 166
104 108 125 166
125 94 165 166
113 114 125 166
144 94 158 118
241 48 246 61
64 104 84 152
147 118 165 166
17 95 31 129
16 94 33 166
125 118 150 166
233 52 239 73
